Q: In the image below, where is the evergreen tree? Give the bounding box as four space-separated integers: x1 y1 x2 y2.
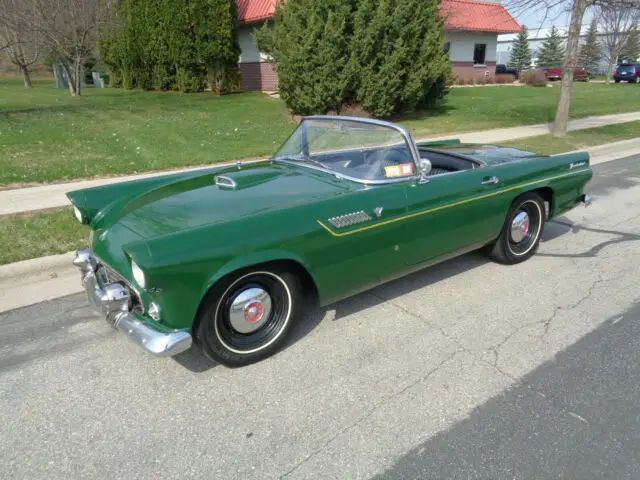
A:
537 26 565 68
620 27 640 63
255 0 355 115
578 19 602 72
350 0 452 117
191 0 241 94
97 0 239 93
257 0 451 117
508 25 532 72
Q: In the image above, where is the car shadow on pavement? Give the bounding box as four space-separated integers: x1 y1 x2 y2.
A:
165 218 640 372
541 218 640 258
371 300 640 480
173 296 325 373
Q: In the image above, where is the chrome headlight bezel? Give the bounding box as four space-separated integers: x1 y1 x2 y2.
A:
130 260 146 289
73 206 86 224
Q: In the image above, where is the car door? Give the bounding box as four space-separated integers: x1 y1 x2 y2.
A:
402 167 507 267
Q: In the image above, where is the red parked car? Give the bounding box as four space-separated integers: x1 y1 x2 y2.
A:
540 67 590 81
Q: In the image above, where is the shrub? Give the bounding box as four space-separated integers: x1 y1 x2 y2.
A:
521 71 548 86
175 66 206 93
495 73 515 84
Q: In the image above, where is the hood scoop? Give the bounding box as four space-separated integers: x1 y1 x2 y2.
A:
214 175 236 189
213 164 286 191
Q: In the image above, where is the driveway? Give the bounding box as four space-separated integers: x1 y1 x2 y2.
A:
1 155 639 480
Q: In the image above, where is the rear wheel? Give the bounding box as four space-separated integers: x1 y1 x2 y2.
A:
196 268 301 367
487 192 546 265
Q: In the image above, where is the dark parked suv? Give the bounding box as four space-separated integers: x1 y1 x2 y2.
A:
495 64 519 79
614 63 640 83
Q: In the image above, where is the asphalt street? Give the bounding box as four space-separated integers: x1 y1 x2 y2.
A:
1 155 639 480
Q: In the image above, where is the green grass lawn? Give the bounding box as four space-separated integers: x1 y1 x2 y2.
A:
0 208 87 265
2 76 640 185
503 120 640 156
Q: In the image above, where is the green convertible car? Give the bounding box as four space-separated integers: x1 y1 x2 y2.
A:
69 116 592 367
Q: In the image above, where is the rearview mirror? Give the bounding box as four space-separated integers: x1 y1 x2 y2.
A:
418 158 432 184
420 158 432 175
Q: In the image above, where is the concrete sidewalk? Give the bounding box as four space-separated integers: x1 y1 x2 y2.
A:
1 111 639 217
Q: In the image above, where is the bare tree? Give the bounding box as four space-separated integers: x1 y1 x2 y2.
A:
34 0 97 96
599 3 640 84
506 0 639 136
0 0 40 88
1 0 97 96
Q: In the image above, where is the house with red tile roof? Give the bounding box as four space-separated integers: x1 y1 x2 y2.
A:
235 0 521 91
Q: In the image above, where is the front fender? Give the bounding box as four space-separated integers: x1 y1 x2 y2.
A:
201 249 318 300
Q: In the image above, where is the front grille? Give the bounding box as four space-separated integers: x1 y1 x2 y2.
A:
95 261 144 314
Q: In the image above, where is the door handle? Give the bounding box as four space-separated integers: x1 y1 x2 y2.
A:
481 176 499 185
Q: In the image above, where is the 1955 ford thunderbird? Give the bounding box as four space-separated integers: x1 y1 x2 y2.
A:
68 116 593 367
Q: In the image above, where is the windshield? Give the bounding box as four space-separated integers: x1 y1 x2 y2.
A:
273 118 415 182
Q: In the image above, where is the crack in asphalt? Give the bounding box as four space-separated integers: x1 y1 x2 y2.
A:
539 275 604 337
278 349 464 479
478 273 606 373
281 216 632 478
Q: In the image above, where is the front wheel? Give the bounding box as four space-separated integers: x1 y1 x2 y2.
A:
487 192 546 265
196 268 301 367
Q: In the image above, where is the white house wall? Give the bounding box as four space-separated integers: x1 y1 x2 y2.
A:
237 24 271 63
445 31 498 64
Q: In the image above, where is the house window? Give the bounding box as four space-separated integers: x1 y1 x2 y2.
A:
473 43 486 65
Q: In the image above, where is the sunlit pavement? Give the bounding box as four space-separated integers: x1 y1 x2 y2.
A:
1 155 639 480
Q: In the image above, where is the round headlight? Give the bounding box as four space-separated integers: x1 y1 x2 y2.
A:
131 260 146 289
73 206 84 223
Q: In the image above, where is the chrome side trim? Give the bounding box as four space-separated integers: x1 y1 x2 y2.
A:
215 175 237 189
328 211 373 228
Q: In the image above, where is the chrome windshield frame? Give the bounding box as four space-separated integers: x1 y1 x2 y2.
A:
271 115 422 185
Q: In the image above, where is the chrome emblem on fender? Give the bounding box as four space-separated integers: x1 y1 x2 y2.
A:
328 211 373 228
374 207 384 218
569 161 586 169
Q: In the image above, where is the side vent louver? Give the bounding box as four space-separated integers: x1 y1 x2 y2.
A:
328 211 372 228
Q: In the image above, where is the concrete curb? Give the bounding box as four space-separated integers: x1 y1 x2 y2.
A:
564 138 640 165
0 251 75 280
0 251 81 314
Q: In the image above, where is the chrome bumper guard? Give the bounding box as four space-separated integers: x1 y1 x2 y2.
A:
73 249 192 357
581 194 592 207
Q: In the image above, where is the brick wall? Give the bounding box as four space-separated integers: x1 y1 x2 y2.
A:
451 61 497 79
238 62 278 91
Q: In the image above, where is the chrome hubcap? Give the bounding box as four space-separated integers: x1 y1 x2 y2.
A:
510 211 530 243
229 287 272 334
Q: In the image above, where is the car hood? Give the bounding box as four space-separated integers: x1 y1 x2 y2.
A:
109 161 350 238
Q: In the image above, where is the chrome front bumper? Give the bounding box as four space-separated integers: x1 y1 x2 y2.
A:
73 249 192 357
